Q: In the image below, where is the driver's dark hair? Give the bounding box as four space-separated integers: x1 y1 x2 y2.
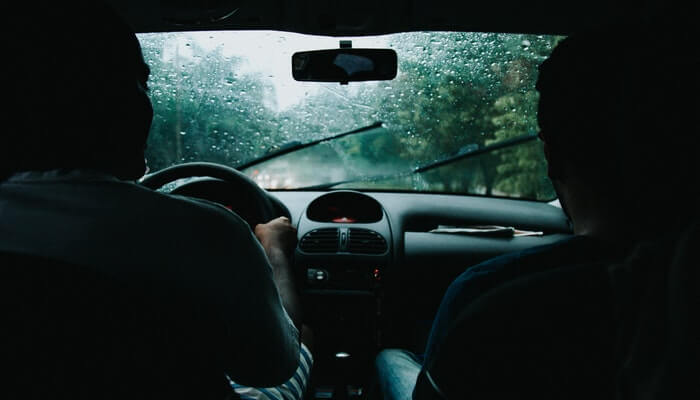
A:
2 1 151 181
536 19 700 219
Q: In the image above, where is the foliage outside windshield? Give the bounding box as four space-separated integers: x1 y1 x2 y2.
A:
138 31 563 200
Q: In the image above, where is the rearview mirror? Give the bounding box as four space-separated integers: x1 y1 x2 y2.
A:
292 49 397 84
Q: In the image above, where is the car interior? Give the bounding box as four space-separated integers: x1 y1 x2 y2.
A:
3 0 697 399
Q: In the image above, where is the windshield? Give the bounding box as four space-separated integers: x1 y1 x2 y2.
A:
138 31 563 200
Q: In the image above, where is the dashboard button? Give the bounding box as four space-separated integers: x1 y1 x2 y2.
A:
307 268 329 283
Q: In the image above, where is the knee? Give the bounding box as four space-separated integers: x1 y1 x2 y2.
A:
373 349 421 400
375 348 401 370
375 348 421 375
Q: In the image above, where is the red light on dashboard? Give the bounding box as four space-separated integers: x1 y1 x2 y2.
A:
373 268 381 281
332 216 357 223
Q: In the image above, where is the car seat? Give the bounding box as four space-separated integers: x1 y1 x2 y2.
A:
0 251 237 400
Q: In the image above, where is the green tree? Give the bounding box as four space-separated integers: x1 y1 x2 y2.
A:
143 33 282 170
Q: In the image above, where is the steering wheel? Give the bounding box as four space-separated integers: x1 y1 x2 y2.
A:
139 162 291 228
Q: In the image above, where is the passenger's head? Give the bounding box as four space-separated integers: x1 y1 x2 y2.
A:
536 22 699 229
2 1 152 180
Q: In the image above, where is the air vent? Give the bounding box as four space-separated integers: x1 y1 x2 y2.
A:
347 228 387 254
299 228 339 253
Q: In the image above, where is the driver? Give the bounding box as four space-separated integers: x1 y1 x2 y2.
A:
0 1 311 398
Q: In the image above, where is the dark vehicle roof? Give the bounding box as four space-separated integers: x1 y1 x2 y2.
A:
106 0 684 36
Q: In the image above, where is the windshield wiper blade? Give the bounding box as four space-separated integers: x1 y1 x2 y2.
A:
412 132 538 174
296 132 538 190
235 121 383 170
296 171 413 191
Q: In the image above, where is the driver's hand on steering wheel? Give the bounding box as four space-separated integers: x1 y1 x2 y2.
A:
254 217 297 259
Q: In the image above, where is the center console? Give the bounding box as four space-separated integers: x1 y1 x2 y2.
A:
295 191 392 399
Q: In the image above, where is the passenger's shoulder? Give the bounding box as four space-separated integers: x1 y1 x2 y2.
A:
455 237 582 281
483 235 588 267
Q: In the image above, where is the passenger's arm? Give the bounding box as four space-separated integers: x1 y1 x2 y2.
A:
416 263 615 399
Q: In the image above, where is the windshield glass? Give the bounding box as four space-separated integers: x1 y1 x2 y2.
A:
138 31 563 200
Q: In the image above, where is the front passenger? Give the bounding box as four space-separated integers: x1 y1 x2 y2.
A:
375 20 699 399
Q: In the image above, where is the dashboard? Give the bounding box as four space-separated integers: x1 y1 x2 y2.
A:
277 188 571 389
170 178 572 390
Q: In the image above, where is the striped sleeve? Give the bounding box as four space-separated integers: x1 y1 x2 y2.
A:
227 343 313 400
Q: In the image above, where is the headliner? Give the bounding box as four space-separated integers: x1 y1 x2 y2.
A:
105 0 683 36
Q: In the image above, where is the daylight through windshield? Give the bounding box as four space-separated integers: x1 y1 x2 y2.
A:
138 31 562 200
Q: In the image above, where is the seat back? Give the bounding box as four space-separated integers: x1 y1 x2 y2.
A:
1 251 233 399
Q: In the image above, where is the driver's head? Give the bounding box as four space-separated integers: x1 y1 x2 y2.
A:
2 1 152 181
536 21 699 225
